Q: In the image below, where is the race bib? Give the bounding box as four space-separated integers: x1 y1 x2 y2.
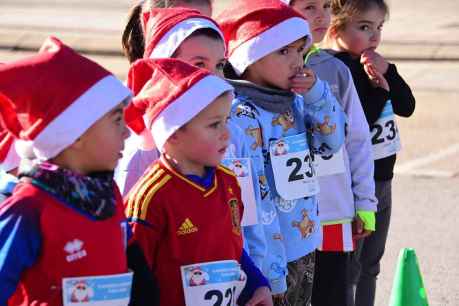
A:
371 100 401 160
181 260 246 306
313 147 346 177
222 158 258 226
270 133 319 200
62 272 133 306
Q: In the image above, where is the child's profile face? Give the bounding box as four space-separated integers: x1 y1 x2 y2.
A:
334 5 385 57
291 0 332 43
76 102 129 173
174 35 226 78
245 38 307 90
173 92 232 174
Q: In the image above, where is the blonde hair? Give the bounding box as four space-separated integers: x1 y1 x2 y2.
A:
325 0 389 45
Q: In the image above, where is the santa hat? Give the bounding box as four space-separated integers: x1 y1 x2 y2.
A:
142 8 225 59
0 36 131 160
125 58 233 151
215 0 311 75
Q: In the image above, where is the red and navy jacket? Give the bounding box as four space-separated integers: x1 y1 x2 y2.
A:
0 182 128 306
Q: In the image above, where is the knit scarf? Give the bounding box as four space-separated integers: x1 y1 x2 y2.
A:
19 161 116 220
228 79 296 114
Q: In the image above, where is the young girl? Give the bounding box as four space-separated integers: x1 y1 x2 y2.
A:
122 0 213 64
0 37 132 305
117 7 268 270
216 1 346 304
118 7 227 195
284 1 378 305
326 1 416 305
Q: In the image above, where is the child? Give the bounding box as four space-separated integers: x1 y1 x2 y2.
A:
122 0 213 64
284 0 378 305
326 0 416 305
0 37 133 305
117 7 268 271
118 7 227 195
124 58 272 306
216 1 346 304
0 129 20 202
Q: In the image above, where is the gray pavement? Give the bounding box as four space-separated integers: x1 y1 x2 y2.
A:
1 1 459 305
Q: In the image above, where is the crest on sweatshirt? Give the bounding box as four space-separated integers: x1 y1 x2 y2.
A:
228 198 241 235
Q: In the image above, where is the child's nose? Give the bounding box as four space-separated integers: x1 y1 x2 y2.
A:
221 125 230 141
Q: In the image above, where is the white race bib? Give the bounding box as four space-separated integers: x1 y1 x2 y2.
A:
313 147 346 177
222 158 258 226
270 133 319 200
62 272 133 306
181 260 246 306
371 100 402 160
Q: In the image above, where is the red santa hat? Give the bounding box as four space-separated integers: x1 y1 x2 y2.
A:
215 0 312 75
124 58 233 151
142 7 225 59
0 36 131 160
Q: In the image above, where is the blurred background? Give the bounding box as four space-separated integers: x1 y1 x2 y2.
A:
1 1 458 305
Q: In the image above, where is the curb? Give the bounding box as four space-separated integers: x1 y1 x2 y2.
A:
2 29 459 61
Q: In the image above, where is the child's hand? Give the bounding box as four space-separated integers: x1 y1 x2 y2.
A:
246 286 273 306
363 62 390 91
352 215 372 240
290 68 316 95
361 49 389 75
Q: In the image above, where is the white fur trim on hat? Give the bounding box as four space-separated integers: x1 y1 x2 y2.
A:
152 75 233 151
280 0 291 4
149 18 225 59
229 17 311 75
1 142 20 172
16 75 131 160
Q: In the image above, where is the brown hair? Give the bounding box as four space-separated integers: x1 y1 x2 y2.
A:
329 0 389 35
121 0 214 63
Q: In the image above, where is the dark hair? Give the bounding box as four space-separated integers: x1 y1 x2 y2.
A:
121 0 213 63
329 0 389 34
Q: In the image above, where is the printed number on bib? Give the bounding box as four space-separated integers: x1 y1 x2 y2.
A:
181 260 246 306
270 133 319 200
371 100 401 160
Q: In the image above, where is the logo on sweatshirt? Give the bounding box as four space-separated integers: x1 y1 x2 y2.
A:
177 218 198 236
64 239 87 262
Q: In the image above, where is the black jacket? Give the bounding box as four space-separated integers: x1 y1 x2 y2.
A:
334 51 416 180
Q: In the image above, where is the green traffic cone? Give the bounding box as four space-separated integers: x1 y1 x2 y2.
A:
389 248 429 306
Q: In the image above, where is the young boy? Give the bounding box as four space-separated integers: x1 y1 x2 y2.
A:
284 1 378 305
0 37 132 305
124 58 272 306
216 1 346 304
